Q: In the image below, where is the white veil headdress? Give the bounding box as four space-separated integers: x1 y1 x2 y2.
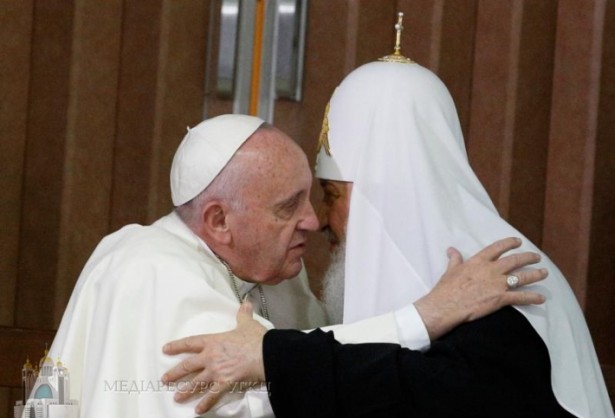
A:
315 61 613 418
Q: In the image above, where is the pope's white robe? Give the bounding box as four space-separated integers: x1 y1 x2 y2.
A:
47 212 403 417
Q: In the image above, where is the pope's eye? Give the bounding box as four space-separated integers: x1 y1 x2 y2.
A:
275 195 300 219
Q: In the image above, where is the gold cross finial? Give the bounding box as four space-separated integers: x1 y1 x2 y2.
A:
379 12 414 64
394 12 404 55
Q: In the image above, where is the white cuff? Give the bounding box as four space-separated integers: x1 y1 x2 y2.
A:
322 312 400 344
394 304 431 351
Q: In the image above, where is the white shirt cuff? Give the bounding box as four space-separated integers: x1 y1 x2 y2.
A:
321 312 399 344
394 304 431 351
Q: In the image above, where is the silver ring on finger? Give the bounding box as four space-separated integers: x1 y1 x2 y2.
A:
506 274 520 290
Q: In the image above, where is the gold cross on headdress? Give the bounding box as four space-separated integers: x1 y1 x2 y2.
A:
394 13 404 55
379 12 414 64
317 101 332 156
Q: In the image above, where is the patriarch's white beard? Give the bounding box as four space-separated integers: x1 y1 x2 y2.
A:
322 242 346 325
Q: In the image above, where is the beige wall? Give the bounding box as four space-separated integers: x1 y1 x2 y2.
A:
1 0 613 414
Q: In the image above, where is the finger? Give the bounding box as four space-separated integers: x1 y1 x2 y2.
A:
495 251 542 274
163 335 206 355
237 300 254 326
173 380 205 403
471 237 522 261
173 381 197 403
502 291 546 306
195 384 230 415
173 370 215 403
162 357 201 384
446 247 464 270
513 268 548 287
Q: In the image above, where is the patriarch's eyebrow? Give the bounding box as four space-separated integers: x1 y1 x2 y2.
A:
321 180 339 193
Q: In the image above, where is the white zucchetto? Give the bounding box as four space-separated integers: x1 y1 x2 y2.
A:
171 114 264 206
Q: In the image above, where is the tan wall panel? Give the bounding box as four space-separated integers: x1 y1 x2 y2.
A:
202 0 234 119
0 388 23 418
0 0 33 326
398 1 477 138
53 0 124 325
467 0 523 217
394 0 478 138
543 0 607 305
0 388 8 418
399 0 444 69
7 388 22 418
148 0 209 221
355 1 396 67
438 0 477 139
110 0 163 230
508 1 557 244
586 0 615 366
16 1 75 329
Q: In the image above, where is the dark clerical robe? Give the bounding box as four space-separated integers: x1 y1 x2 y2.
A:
264 307 574 418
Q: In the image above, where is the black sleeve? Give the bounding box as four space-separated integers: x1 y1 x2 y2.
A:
263 307 572 418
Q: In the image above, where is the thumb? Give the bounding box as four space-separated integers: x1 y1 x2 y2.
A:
237 300 254 324
446 247 463 270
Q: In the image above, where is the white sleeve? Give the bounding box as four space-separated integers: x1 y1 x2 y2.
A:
205 390 273 417
322 312 400 344
316 305 431 351
394 304 431 351
50 253 277 418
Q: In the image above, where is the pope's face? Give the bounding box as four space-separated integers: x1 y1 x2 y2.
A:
228 129 319 284
318 179 352 251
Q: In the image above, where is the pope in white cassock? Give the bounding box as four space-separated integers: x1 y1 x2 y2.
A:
46 116 326 417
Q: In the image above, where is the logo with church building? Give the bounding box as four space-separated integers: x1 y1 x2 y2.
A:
14 348 79 418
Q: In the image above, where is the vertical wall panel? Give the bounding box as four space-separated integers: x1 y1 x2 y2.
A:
109 0 163 230
1 388 8 418
7 388 21 418
202 0 234 119
438 0 477 138
467 0 523 217
15 1 75 329
148 0 209 221
53 0 124 325
508 1 557 244
355 1 397 67
0 0 34 326
400 0 445 69
396 1 478 137
399 1 477 137
542 0 606 305
586 0 615 366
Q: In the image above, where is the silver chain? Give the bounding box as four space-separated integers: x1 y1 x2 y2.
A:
220 260 269 321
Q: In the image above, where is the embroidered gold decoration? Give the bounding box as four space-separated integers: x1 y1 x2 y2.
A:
317 101 332 156
378 12 414 64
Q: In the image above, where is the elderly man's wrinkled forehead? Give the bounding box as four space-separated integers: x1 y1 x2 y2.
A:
228 125 311 196
238 124 304 163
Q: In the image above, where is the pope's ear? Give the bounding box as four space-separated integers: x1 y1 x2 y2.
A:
199 201 232 245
